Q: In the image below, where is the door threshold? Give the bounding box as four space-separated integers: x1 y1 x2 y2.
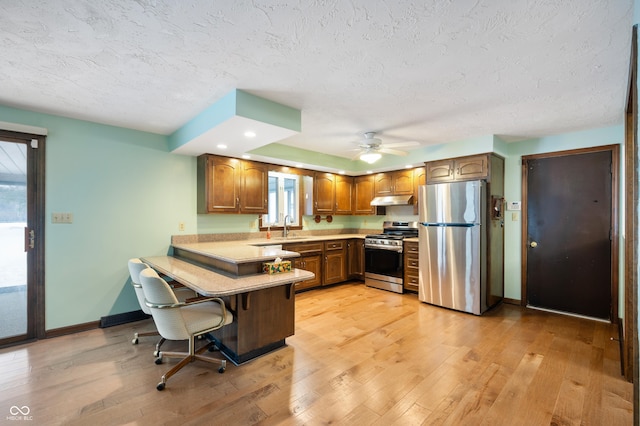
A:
526 305 610 323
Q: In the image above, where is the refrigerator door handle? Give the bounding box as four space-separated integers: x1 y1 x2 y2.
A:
420 222 477 227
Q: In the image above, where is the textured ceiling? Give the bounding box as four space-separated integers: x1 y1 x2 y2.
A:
0 0 633 163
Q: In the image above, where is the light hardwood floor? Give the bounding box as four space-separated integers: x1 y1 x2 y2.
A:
0 282 633 425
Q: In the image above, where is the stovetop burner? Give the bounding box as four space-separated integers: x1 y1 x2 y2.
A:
365 233 405 240
365 221 418 251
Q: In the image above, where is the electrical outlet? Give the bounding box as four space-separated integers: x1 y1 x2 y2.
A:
178 222 185 231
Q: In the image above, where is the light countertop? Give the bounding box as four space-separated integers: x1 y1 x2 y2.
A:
141 255 315 296
172 241 302 264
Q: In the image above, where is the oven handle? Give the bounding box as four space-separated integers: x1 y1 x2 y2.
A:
364 245 403 253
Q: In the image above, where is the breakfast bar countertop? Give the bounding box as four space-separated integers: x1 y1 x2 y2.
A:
141 255 315 297
171 241 302 264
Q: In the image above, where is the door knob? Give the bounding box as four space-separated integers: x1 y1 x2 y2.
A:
530 241 538 248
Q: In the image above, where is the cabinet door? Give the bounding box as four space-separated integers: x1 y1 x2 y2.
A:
426 160 455 183
324 241 346 285
206 156 241 212
353 175 375 215
294 255 322 291
239 160 268 214
455 155 489 180
392 170 414 195
374 173 394 196
412 167 426 214
314 172 335 214
334 175 353 215
347 239 364 279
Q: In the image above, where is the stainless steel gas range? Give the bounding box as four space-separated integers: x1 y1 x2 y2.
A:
364 221 418 294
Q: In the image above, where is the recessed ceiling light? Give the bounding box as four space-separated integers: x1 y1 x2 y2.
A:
217 144 227 149
244 131 256 138
366 170 373 174
405 164 413 168
295 163 303 168
242 154 251 159
338 170 345 175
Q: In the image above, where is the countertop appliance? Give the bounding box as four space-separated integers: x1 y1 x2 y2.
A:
365 221 418 294
418 181 490 315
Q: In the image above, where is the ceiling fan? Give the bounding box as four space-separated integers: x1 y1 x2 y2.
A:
352 132 420 164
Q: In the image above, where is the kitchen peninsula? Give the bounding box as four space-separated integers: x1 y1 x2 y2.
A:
142 241 314 364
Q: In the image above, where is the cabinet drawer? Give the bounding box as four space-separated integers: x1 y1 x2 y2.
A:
404 274 419 292
405 256 419 270
284 242 323 256
404 275 419 286
325 241 345 251
404 241 419 254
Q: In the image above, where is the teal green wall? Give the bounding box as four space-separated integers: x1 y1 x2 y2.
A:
0 105 197 330
0 103 625 330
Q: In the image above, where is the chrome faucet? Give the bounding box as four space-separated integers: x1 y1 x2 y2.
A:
283 215 290 238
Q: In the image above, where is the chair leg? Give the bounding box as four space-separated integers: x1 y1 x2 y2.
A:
131 330 160 345
154 337 227 391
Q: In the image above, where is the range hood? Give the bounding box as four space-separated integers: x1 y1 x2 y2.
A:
370 195 414 206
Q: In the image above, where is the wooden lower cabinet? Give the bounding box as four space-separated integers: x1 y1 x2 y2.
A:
404 241 419 293
347 239 364 279
324 241 346 285
292 255 322 291
283 242 323 291
286 239 363 290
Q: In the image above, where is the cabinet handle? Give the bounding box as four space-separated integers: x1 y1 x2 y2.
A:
236 197 240 207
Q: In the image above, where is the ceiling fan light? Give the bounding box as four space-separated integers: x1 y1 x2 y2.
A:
360 152 382 163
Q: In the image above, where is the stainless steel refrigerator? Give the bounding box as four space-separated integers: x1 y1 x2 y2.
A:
418 180 490 315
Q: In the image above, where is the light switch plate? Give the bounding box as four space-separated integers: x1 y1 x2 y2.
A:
52 212 73 223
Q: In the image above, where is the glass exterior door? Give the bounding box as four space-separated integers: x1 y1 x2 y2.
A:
0 140 27 339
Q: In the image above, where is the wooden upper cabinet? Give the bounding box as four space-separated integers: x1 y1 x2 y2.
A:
197 155 267 214
239 160 268 214
334 175 353 214
456 155 489 180
314 172 335 214
426 154 494 183
425 159 455 183
412 167 426 214
353 175 375 215
314 173 354 215
414 167 426 187
392 169 414 195
374 170 414 197
373 173 393 196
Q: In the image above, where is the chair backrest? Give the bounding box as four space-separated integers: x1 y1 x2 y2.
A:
128 258 152 315
139 268 190 340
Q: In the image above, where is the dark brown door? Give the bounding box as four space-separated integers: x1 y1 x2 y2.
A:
523 147 617 320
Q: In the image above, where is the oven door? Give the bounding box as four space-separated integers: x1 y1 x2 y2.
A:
364 246 403 293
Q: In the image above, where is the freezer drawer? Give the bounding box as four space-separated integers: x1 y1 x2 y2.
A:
419 224 484 315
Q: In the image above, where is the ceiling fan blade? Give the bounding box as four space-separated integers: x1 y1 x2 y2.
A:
379 148 408 156
381 141 420 148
